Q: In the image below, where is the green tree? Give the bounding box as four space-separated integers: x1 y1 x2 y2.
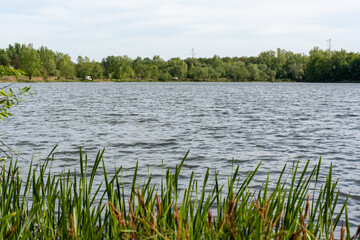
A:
283 51 308 81
305 47 332 82
116 65 135 79
158 70 172 81
152 55 167 74
102 56 117 79
225 62 250 81
168 58 187 78
210 55 226 78
287 63 304 81
258 50 276 68
90 61 105 79
76 56 92 79
19 44 41 80
246 63 260 81
330 49 350 82
57 53 76 79
38 46 57 77
6 43 22 69
348 55 360 81
42 59 57 77
258 64 276 81
0 49 10 66
187 66 209 80
149 65 159 80
102 55 134 79
133 57 151 79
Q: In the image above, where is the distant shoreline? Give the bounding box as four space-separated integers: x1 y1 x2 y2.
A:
1 77 359 83
0 76 296 83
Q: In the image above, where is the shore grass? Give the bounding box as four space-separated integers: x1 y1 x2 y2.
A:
1 147 359 239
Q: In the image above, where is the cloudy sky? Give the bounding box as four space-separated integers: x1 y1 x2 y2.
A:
1 0 360 61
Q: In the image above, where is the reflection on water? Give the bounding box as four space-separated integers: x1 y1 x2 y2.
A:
2 82 360 226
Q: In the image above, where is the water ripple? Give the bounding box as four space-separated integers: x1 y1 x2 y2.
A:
3 82 360 226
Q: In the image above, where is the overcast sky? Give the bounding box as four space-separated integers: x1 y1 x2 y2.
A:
1 0 360 61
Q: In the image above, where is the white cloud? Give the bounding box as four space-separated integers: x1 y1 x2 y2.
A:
1 0 360 60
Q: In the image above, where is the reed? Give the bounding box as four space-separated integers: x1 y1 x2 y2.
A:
0 147 359 239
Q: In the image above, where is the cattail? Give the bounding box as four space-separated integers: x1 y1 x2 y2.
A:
173 205 180 231
254 198 265 221
352 224 360 239
271 210 282 228
228 192 235 217
109 201 124 227
128 211 137 240
68 214 74 238
304 194 310 220
329 226 334 240
137 189 147 217
264 201 270 219
207 209 213 229
152 210 156 232
128 212 136 229
300 214 305 227
218 217 226 231
231 226 238 239
156 193 162 216
127 198 138 239
340 221 345 240
128 199 135 220
4 223 18 239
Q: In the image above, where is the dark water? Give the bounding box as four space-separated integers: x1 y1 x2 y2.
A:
2 82 360 226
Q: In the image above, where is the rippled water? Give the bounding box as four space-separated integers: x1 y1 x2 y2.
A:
2 82 360 226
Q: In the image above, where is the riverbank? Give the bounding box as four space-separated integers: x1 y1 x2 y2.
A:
2 76 360 83
0 75 295 83
0 147 358 239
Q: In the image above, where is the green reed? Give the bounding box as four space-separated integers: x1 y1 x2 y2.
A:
1 147 359 239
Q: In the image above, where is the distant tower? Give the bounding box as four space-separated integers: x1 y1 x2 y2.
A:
327 39 332 51
191 48 195 58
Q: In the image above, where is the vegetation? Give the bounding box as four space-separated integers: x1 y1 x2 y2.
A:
0 147 359 239
1 44 360 238
1 43 360 82
0 66 30 121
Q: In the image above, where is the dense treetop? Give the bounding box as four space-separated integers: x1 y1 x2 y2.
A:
1 43 360 82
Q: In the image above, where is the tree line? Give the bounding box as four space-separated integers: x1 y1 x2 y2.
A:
1 43 360 82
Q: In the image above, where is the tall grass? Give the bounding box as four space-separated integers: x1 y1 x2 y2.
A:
0 147 359 239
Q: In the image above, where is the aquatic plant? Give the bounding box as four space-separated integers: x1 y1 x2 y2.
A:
0 147 359 239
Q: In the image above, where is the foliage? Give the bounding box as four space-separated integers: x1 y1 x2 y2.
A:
0 86 30 121
0 148 359 239
0 65 22 78
0 66 30 121
19 44 41 80
168 58 188 78
57 53 76 79
76 56 92 79
304 48 360 82
39 46 57 77
2 43 360 82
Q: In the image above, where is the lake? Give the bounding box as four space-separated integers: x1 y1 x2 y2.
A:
2 82 360 227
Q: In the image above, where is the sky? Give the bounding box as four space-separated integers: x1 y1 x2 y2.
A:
1 0 360 61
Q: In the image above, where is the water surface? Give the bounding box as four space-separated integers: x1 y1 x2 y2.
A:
2 82 360 226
